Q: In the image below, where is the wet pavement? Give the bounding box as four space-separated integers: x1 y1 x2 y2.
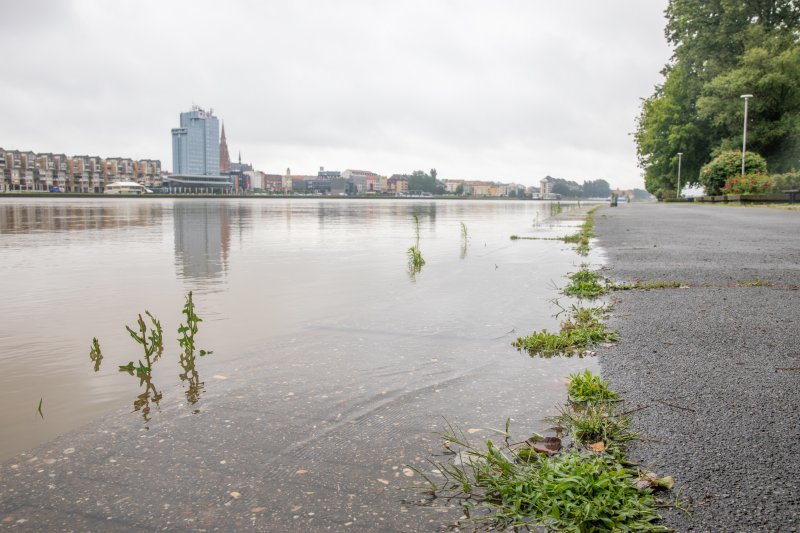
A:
595 203 800 532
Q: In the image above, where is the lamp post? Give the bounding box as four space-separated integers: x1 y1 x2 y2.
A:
676 152 683 199
741 94 753 177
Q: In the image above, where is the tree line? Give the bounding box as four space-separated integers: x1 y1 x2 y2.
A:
636 0 800 197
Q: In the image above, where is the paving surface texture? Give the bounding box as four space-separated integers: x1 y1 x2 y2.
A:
595 203 800 532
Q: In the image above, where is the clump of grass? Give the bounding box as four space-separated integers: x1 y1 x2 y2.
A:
550 405 635 451
564 266 608 298
409 373 672 531
567 369 621 404
561 207 598 256
407 246 425 271
513 305 618 357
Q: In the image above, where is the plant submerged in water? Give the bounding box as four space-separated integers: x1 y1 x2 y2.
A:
89 337 103 372
178 291 202 354
408 214 426 276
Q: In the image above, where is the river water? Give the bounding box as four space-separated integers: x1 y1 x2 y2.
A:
0 198 600 497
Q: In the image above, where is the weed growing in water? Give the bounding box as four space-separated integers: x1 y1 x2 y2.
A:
564 267 608 298
512 305 618 357
460 221 468 241
567 369 621 404
89 337 103 372
125 311 164 362
178 292 202 354
408 374 672 531
408 214 426 276
37 398 43 419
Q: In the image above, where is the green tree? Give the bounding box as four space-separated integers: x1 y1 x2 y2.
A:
408 170 437 194
582 179 611 198
636 0 800 196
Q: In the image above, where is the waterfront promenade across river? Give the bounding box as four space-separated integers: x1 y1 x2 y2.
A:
595 203 800 532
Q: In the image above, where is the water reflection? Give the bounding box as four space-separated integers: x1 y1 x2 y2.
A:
179 349 205 411
173 202 231 281
0 201 162 235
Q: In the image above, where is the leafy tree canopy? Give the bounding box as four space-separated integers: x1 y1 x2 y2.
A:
636 0 800 196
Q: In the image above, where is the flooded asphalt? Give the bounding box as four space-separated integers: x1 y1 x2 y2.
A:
595 203 800 532
0 199 601 531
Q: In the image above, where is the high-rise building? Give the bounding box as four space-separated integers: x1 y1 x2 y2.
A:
219 122 231 173
171 106 220 176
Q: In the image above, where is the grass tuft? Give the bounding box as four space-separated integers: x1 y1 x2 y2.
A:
409 373 673 531
567 369 621 404
513 305 618 357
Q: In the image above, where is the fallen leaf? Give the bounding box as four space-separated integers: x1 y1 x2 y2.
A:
294 469 308 475
532 436 561 456
589 441 605 453
377 479 389 485
402 468 414 477
230 491 241 499
212 375 227 380
467 428 482 434
250 507 266 513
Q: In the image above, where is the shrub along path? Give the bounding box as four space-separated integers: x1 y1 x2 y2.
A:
594 203 800 531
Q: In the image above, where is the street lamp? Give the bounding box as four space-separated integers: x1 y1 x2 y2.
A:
676 152 683 199
741 94 753 177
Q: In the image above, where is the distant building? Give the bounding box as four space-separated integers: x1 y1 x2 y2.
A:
171 105 220 176
219 122 231 173
0 147 160 193
540 176 556 195
167 106 231 193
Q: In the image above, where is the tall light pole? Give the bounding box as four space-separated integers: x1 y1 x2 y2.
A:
741 94 753 177
676 152 683 199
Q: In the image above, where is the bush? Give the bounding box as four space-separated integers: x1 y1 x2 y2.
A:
722 173 773 195
771 170 800 192
700 150 767 195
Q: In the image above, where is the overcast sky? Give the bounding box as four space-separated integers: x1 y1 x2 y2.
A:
0 0 672 189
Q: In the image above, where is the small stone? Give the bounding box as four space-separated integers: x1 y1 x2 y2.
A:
230 491 241 499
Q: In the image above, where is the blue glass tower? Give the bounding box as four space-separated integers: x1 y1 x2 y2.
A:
171 106 220 176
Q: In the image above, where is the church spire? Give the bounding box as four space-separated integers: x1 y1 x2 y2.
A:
219 121 231 173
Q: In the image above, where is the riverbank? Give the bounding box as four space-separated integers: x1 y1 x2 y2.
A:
594 203 800 531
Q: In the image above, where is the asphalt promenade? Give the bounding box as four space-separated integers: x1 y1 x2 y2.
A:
595 203 800 531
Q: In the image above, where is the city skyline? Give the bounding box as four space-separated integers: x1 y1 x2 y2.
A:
0 1 671 189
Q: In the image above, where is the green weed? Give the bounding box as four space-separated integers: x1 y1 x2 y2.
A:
125 311 164 361
178 292 202 354
410 373 672 532
513 305 618 357
567 370 621 404
89 337 103 372
563 267 608 298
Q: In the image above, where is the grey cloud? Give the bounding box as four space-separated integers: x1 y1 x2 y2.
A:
0 0 670 188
